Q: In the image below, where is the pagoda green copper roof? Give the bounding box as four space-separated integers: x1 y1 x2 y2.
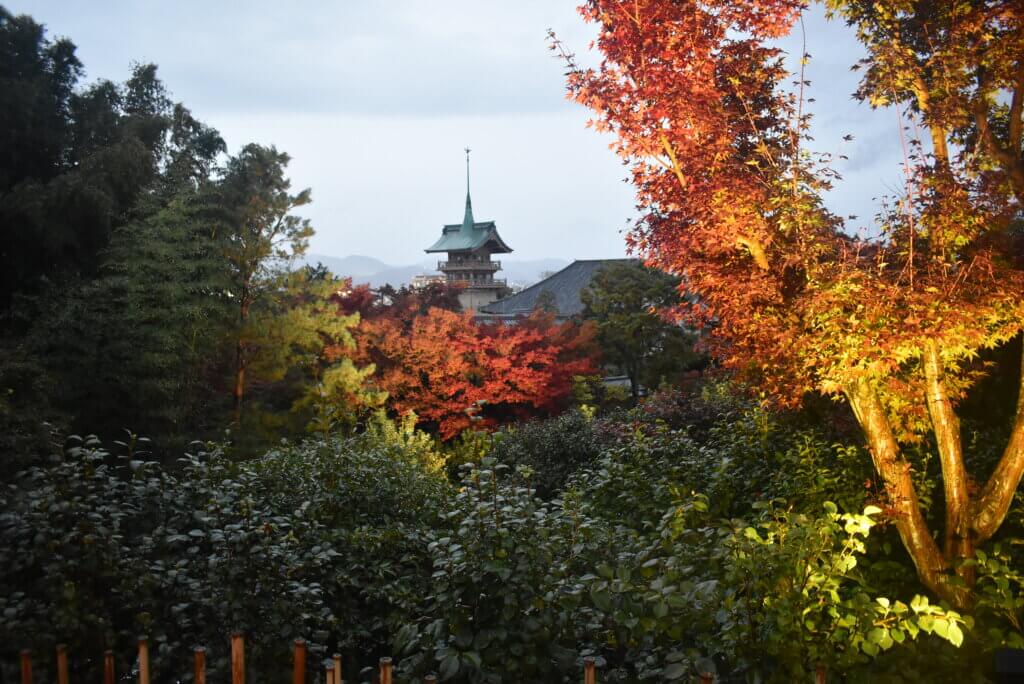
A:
425 220 513 253
426 183 513 253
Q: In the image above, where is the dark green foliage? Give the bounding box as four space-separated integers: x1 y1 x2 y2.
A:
490 410 601 498
0 432 447 682
581 262 702 401
31 198 233 449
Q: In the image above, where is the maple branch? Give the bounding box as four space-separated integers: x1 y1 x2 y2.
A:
663 128 770 273
1009 60 1024 161
911 75 950 168
973 69 1024 203
659 134 688 191
735 236 769 271
971 340 1024 544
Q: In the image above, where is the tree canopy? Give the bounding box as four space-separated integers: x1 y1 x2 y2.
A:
559 0 1024 606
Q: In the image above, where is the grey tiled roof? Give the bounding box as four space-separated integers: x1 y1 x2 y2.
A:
479 258 637 317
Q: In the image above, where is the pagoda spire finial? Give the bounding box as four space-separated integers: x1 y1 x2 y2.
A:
462 146 474 229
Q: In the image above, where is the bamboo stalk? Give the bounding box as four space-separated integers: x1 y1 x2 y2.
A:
378 657 392 684
292 639 306 684
194 647 206 684
583 656 596 684
56 644 68 684
19 649 31 684
231 632 245 684
103 650 114 684
332 653 341 684
137 637 150 684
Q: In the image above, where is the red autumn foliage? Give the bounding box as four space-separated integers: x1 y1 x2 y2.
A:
356 307 599 439
558 0 1024 606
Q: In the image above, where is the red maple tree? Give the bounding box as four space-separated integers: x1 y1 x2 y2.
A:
559 0 1024 605
356 308 599 439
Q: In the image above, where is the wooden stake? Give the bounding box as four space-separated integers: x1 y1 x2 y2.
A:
324 662 334 684
194 647 206 684
332 653 342 684
378 657 392 684
815 663 827 684
292 639 306 684
19 649 31 684
424 676 438 684
583 656 596 684
231 632 245 684
56 644 68 684
699 672 714 684
137 637 150 684
103 650 115 684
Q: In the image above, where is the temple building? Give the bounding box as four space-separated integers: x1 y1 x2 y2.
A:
425 149 512 311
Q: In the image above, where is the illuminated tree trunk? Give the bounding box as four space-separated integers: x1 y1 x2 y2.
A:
971 343 1024 543
845 342 1024 608
922 340 973 585
845 379 968 607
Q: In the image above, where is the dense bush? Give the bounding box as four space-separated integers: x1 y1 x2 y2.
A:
489 410 602 498
3 384 1023 682
0 432 447 682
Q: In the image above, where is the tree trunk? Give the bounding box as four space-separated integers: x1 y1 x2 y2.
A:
922 340 974 584
971 340 1024 543
845 379 970 608
233 294 250 428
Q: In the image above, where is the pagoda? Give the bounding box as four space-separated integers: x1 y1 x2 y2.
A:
425 149 513 311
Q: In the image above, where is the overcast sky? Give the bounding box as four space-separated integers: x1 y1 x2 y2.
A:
14 1 907 265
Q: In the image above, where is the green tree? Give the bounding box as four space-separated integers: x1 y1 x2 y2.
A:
212 144 314 426
33 196 232 449
581 262 701 401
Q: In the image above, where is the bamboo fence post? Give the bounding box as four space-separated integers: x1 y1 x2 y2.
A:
324 662 334 684
815 663 827 684
19 649 31 684
56 644 68 684
292 639 306 684
137 637 150 684
699 671 714 684
194 647 206 684
378 657 392 684
332 653 341 684
583 656 596 684
103 650 114 684
231 632 245 684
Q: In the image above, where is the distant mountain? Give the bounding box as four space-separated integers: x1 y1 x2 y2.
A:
301 253 570 290
304 254 389 278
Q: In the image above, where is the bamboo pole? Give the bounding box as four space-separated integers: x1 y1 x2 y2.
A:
56 644 68 684
137 637 150 684
699 672 714 684
103 650 114 684
231 632 245 684
324 662 334 684
194 647 206 684
332 653 341 684
583 656 596 684
424 676 438 684
378 657 392 684
815 663 827 684
292 640 306 684
19 649 31 684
